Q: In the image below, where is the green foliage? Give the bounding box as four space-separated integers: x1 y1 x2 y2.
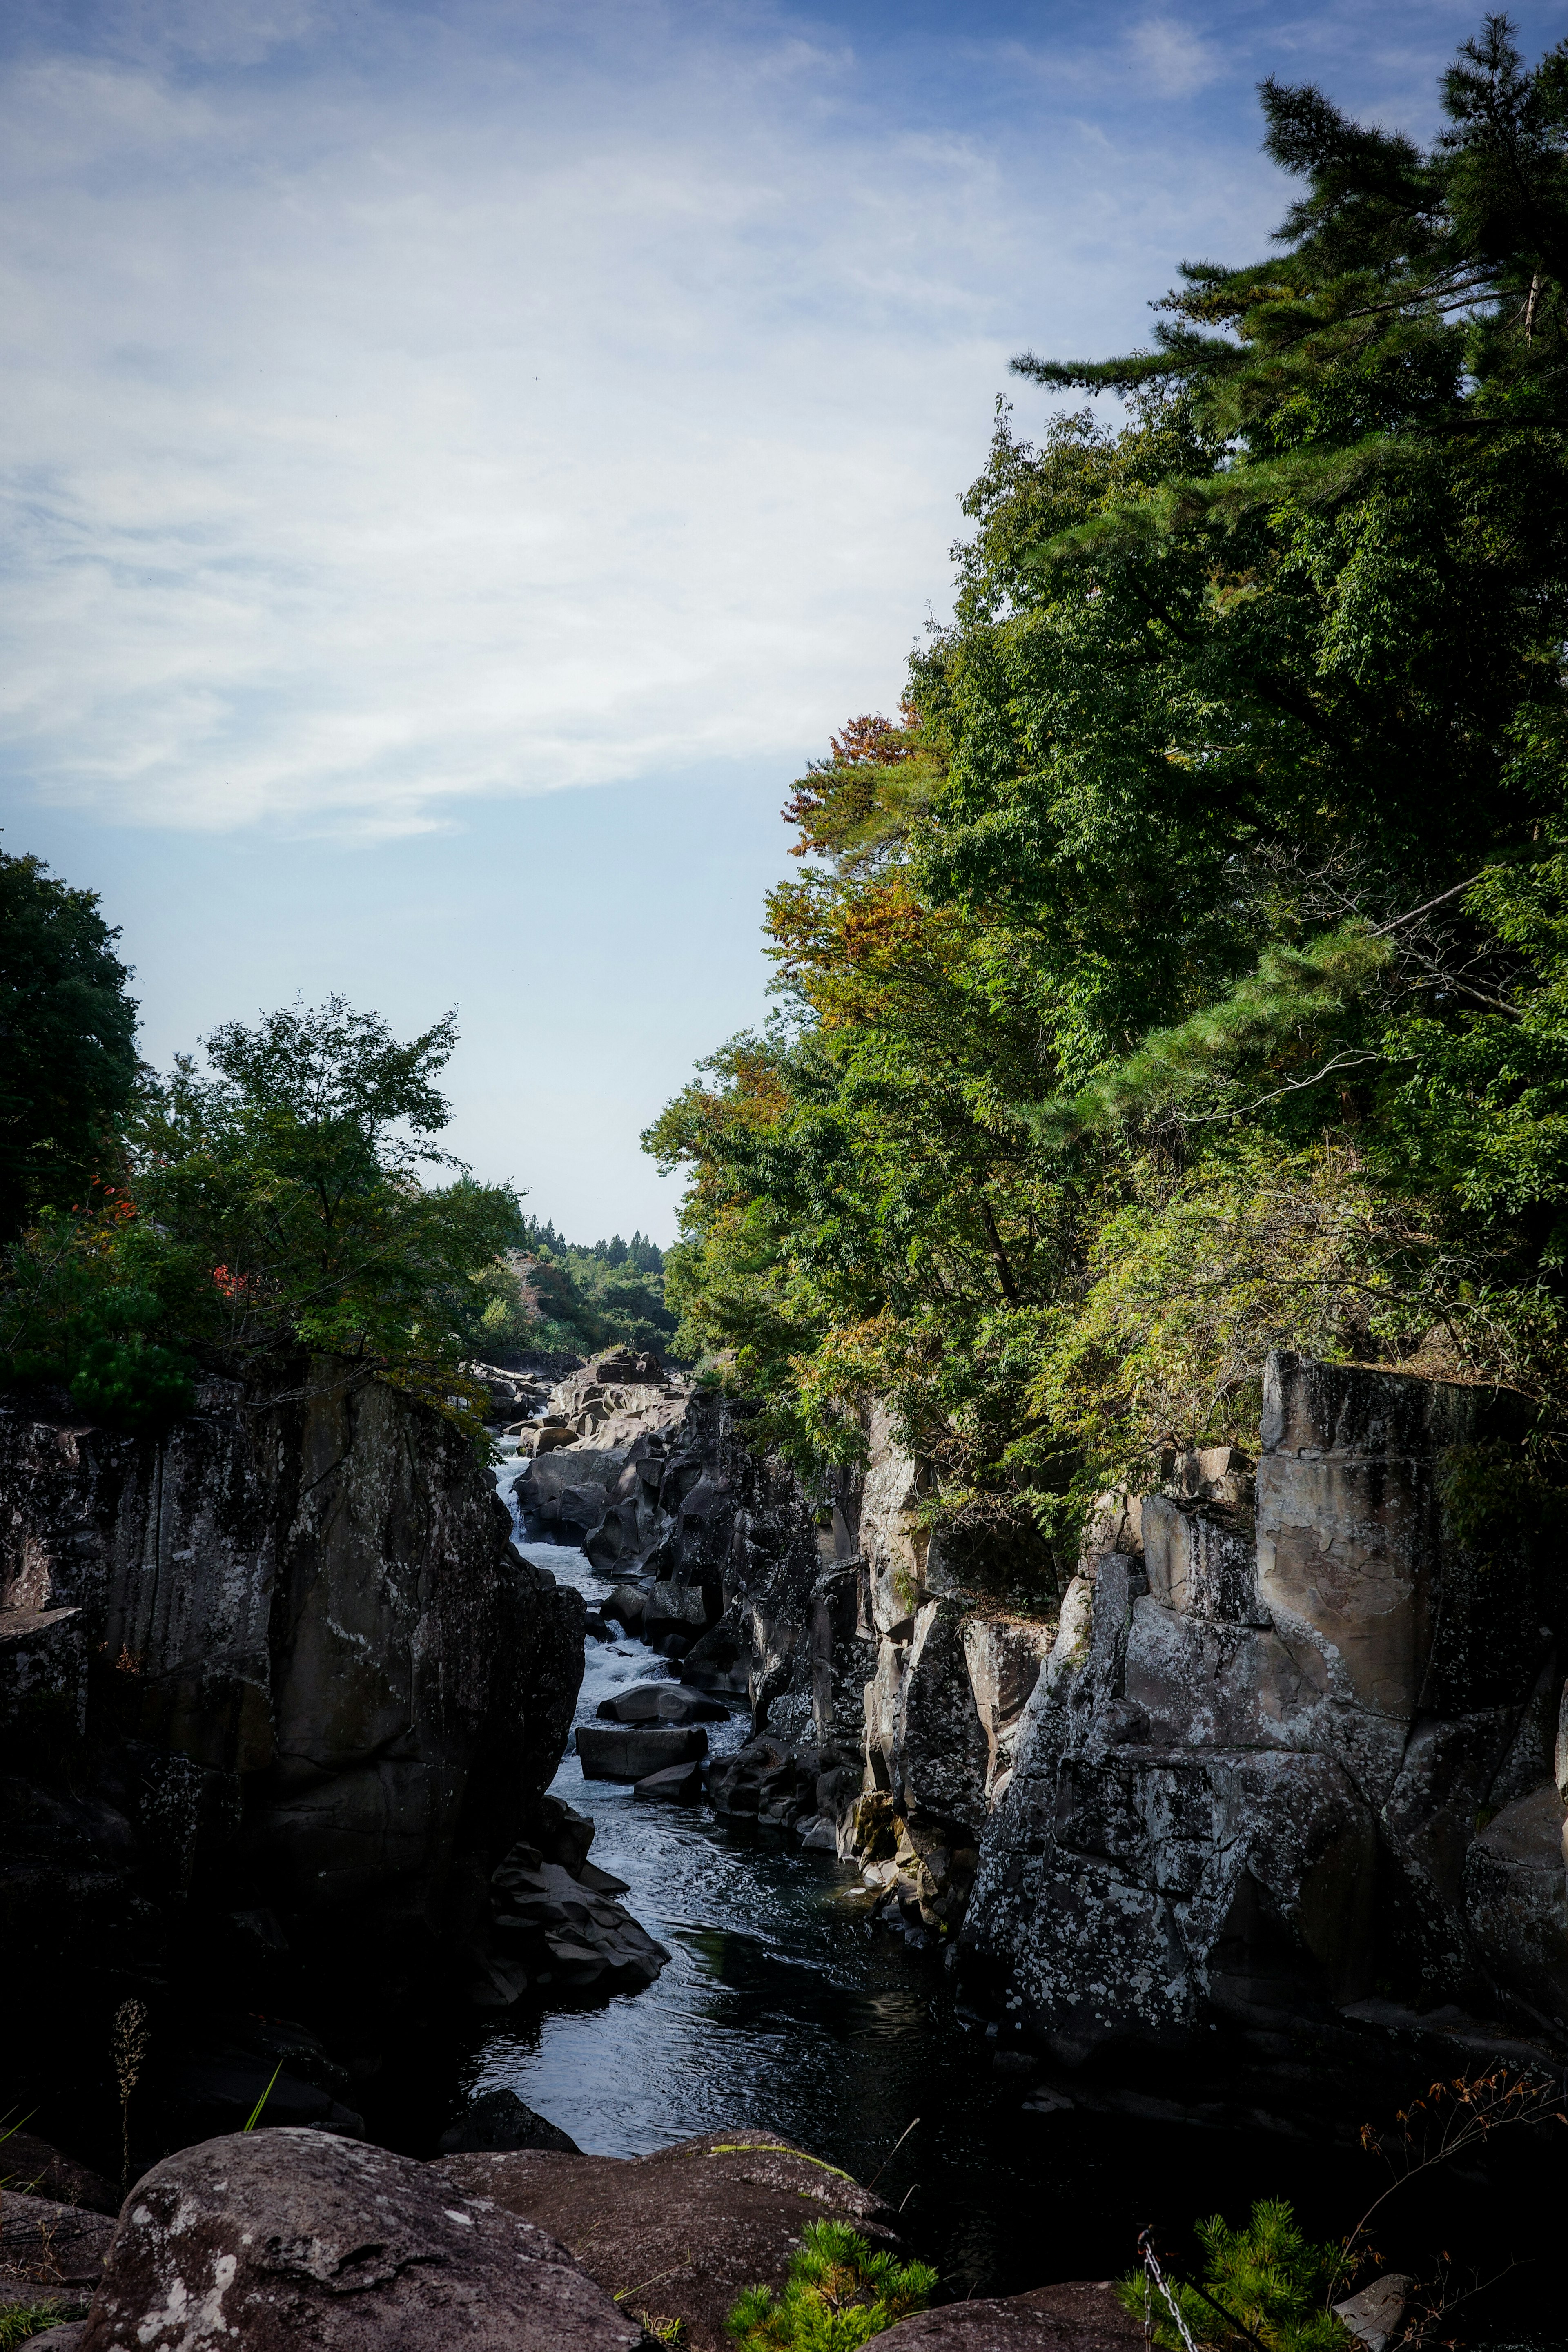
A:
1118 2200 1351 2352
0 994 521 1437
0 2305 80 2348
648 22 1568 1574
725 2221 936 2352
510 1218 675 1358
0 849 140 1246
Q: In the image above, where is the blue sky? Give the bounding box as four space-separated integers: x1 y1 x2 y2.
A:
4 0 1562 1242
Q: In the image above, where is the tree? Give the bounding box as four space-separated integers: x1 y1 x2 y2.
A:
2 996 521 1434
648 19 1568 1575
0 851 140 1245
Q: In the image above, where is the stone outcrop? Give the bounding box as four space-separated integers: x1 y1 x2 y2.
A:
434 2129 902 2352
961 1352 1568 2060
76 2129 642 2352
0 1356 583 2007
460 1794 670 2006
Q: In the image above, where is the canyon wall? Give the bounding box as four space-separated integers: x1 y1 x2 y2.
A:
541 1349 1568 2064
0 1358 583 1986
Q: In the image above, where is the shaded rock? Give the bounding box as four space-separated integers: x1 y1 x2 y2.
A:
575 1723 708 1780
635 1761 704 1802
437 2089 581 2155
0 1358 584 1977
24 2325 89 2349
879 2280 1147 2349
596 1681 729 1726
0 2133 118 2214
1463 1781 1568 2027
474 1838 670 2002
77 2127 641 2351
605 1585 647 1631
1333 2272 1412 2352
0 2192 116 2307
434 2128 900 2352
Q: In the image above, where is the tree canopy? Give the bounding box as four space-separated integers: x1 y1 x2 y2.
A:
0 850 140 1247
647 18 1568 1597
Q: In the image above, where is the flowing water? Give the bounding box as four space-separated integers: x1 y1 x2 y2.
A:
446 1448 1558 2337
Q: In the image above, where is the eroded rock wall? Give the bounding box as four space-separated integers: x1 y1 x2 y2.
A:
0 1358 583 1970
961 1352 1568 2060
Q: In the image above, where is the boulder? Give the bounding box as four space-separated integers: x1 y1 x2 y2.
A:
76 2128 641 2350
596 1682 729 1726
434 2128 900 2352
605 1585 647 1631
0 2132 118 2214
477 1840 670 2000
1332 2272 1412 2352
575 1723 708 1780
878 2281 1146 2348
635 1761 704 1802
643 1583 714 1642
0 2191 116 2311
437 2089 581 2155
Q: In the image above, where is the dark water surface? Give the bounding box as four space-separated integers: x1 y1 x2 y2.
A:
454 1460 1561 2342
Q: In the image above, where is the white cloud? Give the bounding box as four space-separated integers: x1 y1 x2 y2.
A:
1126 14 1223 99
0 2 1291 836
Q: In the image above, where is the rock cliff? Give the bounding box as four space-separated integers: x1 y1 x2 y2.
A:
537 1348 1568 2076
964 1352 1568 2064
0 1356 583 2009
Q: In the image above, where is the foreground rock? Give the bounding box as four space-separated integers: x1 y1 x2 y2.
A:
0 2192 116 2314
879 2283 1146 2349
435 2128 900 2352
77 2129 642 2352
0 2133 118 2214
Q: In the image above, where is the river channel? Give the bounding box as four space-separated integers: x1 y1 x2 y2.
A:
432 1455 1558 2342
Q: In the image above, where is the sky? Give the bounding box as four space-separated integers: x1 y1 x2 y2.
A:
4 0 1562 1242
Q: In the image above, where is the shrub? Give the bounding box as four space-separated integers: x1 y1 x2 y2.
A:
726 2220 936 2350
1118 2199 1351 2352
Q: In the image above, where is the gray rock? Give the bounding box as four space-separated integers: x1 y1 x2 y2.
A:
596 1682 728 1726
1463 1781 1568 2026
0 2191 116 2305
0 1360 583 1947
76 2128 641 2350
1332 2272 1412 2352
575 1723 707 1780
437 2089 581 2155
635 1761 704 1802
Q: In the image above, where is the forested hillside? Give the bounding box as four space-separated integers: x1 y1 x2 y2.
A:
648 20 1568 1595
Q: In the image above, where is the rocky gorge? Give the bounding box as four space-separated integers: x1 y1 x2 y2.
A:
512 1344 1568 2113
4 1340 1566 2347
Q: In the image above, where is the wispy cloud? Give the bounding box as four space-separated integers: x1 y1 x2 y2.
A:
0 0 1536 836
1126 14 1223 99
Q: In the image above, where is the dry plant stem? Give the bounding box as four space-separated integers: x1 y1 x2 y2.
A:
1333 2070 1567 2304
112 1999 150 2194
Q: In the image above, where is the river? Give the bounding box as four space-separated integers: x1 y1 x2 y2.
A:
439 1451 1558 2340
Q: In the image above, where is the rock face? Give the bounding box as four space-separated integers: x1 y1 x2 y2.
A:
434 2129 902 2352
468 1802 670 2002
961 1352 1568 2058
0 1357 583 2000
76 2129 642 2352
